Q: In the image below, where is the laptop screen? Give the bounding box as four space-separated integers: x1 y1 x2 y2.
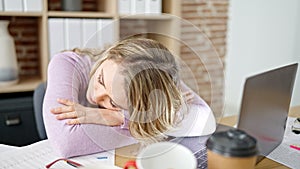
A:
237 63 298 162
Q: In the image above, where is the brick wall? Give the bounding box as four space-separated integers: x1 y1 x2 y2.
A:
180 0 228 117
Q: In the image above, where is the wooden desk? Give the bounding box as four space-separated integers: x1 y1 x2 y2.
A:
115 106 300 168
219 106 299 169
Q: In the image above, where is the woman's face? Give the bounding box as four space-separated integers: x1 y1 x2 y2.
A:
87 59 127 110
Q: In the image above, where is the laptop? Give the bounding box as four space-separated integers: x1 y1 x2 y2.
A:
175 63 298 169
236 63 298 162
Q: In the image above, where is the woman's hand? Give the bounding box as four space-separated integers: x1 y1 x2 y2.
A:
50 98 124 126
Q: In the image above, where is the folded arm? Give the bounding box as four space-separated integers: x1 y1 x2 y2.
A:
50 98 124 126
43 52 136 158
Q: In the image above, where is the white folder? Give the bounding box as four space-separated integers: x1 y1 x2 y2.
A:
82 19 98 48
0 0 3 11
65 18 82 49
101 19 116 48
96 19 103 48
4 0 23 11
48 18 65 59
131 0 145 14
118 0 131 15
145 0 162 14
23 0 43 12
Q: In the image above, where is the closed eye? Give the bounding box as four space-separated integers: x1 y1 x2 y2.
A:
97 74 104 86
110 99 118 108
99 69 106 88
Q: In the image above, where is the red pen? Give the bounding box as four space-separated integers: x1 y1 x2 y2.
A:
290 144 300 151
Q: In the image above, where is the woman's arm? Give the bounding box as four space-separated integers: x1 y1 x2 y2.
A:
50 98 124 126
43 52 136 158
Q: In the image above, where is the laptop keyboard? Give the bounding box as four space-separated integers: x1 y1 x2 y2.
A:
194 146 207 169
170 136 209 169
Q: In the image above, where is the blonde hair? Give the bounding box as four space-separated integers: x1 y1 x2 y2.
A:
79 38 184 142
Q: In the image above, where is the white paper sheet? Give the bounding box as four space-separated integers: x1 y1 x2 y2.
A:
267 117 300 169
0 140 116 169
0 144 19 153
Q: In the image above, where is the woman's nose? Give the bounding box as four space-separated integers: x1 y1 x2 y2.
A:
93 84 108 102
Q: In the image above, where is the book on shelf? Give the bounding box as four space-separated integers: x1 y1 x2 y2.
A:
2 0 43 12
96 19 103 48
23 0 43 12
65 18 82 50
0 0 3 11
3 0 23 12
48 18 65 59
118 0 131 14
118 0 162 15
145 0 162 14
48 18 116 59
82 19 99 48
100 19 116 48
131 0 145 14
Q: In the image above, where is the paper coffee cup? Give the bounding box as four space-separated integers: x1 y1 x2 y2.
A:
206 129 258 169
124 142 196 169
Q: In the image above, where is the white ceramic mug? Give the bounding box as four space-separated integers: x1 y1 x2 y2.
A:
124 142 196 169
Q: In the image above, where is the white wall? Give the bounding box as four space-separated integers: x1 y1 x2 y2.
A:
292 2 300 106
225 0 300 116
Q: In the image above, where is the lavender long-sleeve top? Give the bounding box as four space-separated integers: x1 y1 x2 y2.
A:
43 52 216 158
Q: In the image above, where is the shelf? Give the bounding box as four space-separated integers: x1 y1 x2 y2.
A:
0 76 42 93
47 11 115 18
0 0 181 94
119 14 173 20
0 12 43 17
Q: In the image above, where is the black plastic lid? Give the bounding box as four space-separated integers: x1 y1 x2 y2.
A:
206 129 258 157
